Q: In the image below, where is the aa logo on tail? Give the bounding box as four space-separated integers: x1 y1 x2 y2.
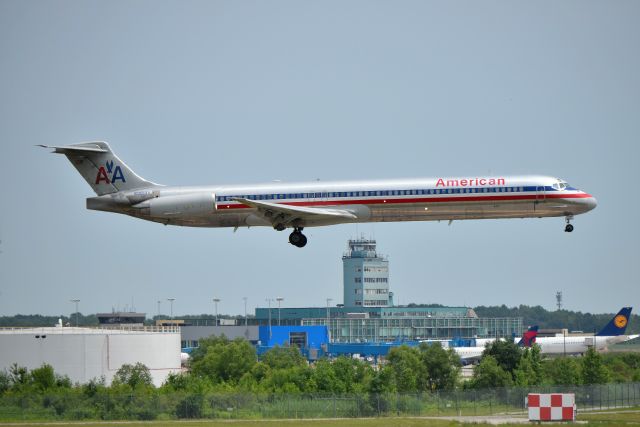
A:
95 160 126 184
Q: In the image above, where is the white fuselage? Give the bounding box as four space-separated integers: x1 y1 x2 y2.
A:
530 335 638 356
91 175 597 228
453 346 486 362
451 334 638 362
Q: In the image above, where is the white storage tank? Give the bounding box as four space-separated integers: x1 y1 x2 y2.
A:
0 326 181 387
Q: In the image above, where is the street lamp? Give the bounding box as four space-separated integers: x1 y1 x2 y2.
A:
213 298 220 326
276 297 284 326
157 300 161 318
266 298 273 339
326 298 333 338
167 298 175 323
70 299 80 327
243 297 248 326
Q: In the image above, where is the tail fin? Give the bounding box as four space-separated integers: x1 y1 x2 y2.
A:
517 325 538 347
596 307 632 336
39 142 159 196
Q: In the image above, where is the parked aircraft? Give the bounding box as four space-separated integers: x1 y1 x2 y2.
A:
40 142 597 247
454 326 540 364
521 307 638 356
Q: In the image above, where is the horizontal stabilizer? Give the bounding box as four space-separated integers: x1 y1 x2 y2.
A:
37 144 108 153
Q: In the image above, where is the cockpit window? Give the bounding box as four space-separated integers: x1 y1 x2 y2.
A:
552 180 568 191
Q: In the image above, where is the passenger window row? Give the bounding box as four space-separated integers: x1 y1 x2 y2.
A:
217 186 529 202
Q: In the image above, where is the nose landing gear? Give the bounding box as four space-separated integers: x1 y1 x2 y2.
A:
289 228 307 248
565 216 574 233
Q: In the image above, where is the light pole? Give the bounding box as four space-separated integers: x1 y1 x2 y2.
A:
70 299 80 327
167 298 175 324
243 297 248 326
326 298 333 336
213 298 220 326
276 297 284 326
157 300 161 318
266 298 273 339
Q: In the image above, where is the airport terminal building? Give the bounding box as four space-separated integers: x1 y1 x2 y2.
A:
247 239 522 344
253 305 521 343
177 238 522 348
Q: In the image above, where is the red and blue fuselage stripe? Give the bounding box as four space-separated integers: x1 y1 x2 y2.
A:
215 185 592 210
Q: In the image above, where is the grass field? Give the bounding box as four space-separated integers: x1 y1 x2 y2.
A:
0 420 462 427
2 411 640 427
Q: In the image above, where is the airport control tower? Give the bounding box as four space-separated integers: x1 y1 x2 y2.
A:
343 238 393 307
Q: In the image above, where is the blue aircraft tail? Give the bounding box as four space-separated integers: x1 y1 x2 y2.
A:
518 325 539 347
596 307 632 336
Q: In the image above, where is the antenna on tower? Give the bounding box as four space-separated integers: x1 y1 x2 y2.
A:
556 291 563 311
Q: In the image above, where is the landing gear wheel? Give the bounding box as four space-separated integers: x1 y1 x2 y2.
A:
289 229 308 248
564 215 574 233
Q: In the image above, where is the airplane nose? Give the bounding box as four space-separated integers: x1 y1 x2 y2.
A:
583 195 597 212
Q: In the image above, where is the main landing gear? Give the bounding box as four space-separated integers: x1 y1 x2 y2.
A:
289 227 307 248
565 216 574 233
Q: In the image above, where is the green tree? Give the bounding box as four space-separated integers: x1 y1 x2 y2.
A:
482 340 522 379
310 359 343 393
161 372 190 391
368 364 396 394
30 364 56 390
82 376 107 397
581 347 610 384
260 365 312 393
603 353 640 383
331 356 373 393
544 357 582 385
469 355 513 389
188 335 230 364
190 337 256 384
419 342 460 391
112 362 153 388
0 370 10 394
386 345 426 392
8 363 29 388
513 345 544 386
261 346 306 370
249 361 270 383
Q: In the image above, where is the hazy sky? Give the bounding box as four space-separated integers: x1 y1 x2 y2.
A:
1 1 638 318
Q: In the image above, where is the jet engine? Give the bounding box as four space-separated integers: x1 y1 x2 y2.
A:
133 193 216 218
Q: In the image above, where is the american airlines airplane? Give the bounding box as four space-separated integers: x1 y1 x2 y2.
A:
40 142 597 247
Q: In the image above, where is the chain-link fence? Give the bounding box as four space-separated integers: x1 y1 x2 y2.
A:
1 383 639 421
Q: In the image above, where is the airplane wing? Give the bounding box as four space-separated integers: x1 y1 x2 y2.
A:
232 198 357 228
